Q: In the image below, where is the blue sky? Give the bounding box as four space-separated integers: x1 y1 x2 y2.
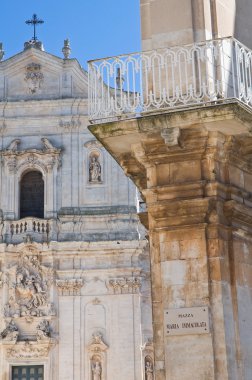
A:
1 0 141 69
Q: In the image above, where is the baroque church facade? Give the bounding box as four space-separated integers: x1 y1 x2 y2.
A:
0 39 153 380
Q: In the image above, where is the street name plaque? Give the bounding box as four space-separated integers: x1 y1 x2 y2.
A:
164 307 209 336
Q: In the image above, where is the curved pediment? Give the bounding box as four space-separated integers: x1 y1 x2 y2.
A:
0 47 88 101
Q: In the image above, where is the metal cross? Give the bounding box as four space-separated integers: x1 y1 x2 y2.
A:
25 14 44 41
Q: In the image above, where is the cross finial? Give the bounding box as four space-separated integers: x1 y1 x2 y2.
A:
25 14 44 41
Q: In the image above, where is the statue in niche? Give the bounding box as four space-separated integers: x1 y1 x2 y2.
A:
91 360 102 380
89 153 101 183
145 359 154 380
4 253 53 319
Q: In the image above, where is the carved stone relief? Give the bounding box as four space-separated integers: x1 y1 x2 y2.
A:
36 319 51 341
0 320 19 343
161 127 181 148
24 63 44 94
56 278 84 296
107 277 141 294
4 250 54 319
6 341 50 359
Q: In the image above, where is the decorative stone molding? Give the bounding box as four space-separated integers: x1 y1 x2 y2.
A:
59 117 81 130
2 138 62 174
84 140 103 149
92 297 101 305
24 63 44 94
56 278 84 295
106 277 141 294
6 341 51 359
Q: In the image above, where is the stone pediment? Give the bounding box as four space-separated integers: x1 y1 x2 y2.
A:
0 47 88 101
1 138 62 174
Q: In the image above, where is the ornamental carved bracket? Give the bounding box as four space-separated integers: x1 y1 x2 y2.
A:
1 138 62 174
56 278 84 296
161 127 182 148
106 277 141 294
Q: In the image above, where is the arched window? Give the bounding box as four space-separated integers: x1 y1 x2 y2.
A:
20 171 44 219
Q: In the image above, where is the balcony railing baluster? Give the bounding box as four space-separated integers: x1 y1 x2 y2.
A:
88 37 252 123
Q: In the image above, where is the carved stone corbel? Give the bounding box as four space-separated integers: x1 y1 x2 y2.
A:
161 127 181 148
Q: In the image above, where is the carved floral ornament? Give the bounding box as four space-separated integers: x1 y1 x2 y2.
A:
1 138 62 174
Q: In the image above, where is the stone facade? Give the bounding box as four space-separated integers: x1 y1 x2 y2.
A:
89 3 252 379
90 102 252 380
0 44 152 380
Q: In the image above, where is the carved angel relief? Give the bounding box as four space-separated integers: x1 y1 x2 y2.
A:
24 63 44 94
4 251 54 319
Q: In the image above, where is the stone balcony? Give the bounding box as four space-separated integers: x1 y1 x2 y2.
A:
88 37 252 124
2 217 56 244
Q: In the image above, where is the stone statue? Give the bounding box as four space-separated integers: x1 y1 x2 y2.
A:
37 319 50 340
6 139 21 152
0 320 19 342
91 361 102 380
89 155 101 182
145 360 153 380
41 137 56 151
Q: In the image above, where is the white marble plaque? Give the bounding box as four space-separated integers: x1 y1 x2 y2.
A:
164 307 209 336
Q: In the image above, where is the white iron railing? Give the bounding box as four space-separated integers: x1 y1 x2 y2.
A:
88 37 252 123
